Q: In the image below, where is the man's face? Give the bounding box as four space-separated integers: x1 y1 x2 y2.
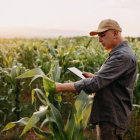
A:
98 30 115 50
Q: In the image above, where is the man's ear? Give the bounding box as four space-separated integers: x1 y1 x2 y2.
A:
114 30 119 39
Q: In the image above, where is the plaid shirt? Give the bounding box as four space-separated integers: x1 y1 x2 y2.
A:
74 41 137 129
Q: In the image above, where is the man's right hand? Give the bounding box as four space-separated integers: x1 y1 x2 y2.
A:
82 71 94 78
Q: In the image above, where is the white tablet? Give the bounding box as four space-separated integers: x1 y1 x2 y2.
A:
68 67 85 79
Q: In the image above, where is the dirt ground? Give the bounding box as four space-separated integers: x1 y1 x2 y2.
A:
1 125 97 140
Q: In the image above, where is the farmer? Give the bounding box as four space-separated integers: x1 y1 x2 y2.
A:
55 19 137 140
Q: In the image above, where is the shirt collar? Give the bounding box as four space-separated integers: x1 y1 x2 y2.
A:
109 41 128 56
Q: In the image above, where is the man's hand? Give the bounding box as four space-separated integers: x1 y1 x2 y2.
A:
82 71 94 78
55 83 77 93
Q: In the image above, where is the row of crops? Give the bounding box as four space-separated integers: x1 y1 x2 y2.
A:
0 36 140 139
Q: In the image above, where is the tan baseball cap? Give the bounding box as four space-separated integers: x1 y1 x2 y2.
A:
90 19 122 36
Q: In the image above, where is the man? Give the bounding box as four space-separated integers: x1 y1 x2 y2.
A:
56 19 137 140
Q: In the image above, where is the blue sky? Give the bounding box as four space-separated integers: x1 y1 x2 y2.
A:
0 0 140 37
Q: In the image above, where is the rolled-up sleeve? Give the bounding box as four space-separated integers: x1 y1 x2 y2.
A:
74 52 132 94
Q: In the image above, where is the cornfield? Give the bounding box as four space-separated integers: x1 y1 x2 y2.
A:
0 36 140 140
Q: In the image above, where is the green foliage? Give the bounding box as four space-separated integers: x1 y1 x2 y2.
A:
65 91 93 140
123 104 140 140
1 67 93 140
0 62 30 124
0 37 140 139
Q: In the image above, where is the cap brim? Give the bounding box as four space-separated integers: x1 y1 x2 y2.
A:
89 29 109 36
89 31 98 36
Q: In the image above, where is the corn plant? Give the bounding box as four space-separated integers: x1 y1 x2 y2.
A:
0 37 140 139
1 67 93 140
0 62 28 123
123 104 140 140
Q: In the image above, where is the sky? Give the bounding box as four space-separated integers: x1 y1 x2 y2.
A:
0 0 140 37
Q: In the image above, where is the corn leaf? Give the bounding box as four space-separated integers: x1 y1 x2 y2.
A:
2 117 29 132
14 117 30 125
16 68 45 79
65 90 93 139
49 122 62 140
20 116 40 137
82 95 93 128
33 127 54 140
32 88 48 105
49 104 64 130
41 117 56 128
43 77 56 94
29 75 43 85
52 60 61 82
72 123 84 140
20 106 48 137
49 104 68 139
2 123 16 132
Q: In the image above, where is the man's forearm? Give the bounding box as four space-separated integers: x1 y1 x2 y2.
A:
55 83 77 93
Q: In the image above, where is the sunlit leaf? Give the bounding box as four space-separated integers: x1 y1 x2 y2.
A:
65 90 93 139
16 68 45 79
2 123 16 132
20 115 40 137
20 107 48 137
2 117 29 132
